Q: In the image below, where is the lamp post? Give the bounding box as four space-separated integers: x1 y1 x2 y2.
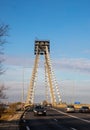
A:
22 66 24 103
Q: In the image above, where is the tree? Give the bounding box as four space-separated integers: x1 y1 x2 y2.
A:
0 23 9 99
42 100 48 106
0 23 9 74
0 23 9 117
0 84 6 99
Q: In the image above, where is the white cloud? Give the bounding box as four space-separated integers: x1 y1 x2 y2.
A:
83 49 90 54
53 58 90 74
2 55 90 103
5 55 34 67
5 55 90 74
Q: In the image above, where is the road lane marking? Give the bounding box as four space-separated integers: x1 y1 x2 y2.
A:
26 126 30 130
23 119 26 122
71 127 77 130
52 108 90 123
54 119 58 122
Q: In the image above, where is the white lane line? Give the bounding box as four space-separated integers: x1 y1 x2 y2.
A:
52 108 90 123
71 127 77 130
53 118 58 122
23 120 26 122
26 126 30 130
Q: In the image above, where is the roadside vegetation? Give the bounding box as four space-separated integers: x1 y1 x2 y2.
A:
0 23 9 118
0 102 23 120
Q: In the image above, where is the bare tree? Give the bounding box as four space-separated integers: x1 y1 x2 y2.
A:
0 23 9 106
0 85 6 99
0 23 9 75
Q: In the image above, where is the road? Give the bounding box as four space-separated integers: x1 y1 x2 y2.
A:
19 107 90 130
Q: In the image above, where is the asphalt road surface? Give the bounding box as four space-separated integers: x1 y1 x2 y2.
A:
19 108 90 130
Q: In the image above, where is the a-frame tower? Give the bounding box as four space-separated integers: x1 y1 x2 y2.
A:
26 41 62 106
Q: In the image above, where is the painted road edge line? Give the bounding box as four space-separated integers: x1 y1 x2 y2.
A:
52 108 90 123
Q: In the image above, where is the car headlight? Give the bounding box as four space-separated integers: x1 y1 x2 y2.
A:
34 110 37 113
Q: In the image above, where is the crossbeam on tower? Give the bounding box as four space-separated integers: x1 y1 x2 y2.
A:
26 40 62 106
34 40 50 55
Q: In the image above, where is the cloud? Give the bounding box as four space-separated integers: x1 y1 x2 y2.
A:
2 55 90 103
4 55 90 74
5 55 34 67
83 49 90 54
53 58 90 74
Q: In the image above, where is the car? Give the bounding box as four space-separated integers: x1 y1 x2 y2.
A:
65 105 75 113
79 106 90 113
33 105 47 116
26 106 34 112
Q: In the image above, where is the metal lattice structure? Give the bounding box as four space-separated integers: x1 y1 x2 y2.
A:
26 41 62 106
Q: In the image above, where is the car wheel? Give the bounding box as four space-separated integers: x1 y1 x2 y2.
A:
43 113 46 116
34 113 37 116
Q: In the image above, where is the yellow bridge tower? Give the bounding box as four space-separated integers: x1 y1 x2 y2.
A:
26 40 62 106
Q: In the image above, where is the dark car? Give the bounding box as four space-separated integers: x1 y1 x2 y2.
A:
79 106 90 113
33 105 47 116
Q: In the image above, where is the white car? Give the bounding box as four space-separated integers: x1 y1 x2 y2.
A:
65 105 75 113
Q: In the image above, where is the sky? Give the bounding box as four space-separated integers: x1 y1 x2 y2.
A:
0 0 90 104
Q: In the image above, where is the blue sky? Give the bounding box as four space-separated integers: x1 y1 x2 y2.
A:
0 0 90 103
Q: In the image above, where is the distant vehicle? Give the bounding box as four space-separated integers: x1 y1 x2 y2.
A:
26 106 34 112
79 106 90 113
33 105 47 116
45 104 52 110
65 105 75 113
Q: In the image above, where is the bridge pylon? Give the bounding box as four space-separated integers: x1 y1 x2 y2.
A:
26 40 62 106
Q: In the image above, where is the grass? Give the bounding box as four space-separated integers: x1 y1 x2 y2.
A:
0 110 16 121
0 113 12 120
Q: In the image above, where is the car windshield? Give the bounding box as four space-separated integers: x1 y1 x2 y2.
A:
35 106 44 109
67 105 74 108
82 106 89 109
